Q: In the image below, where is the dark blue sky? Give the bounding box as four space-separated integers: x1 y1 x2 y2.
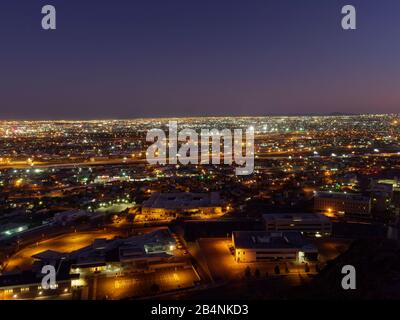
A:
0 0 399 119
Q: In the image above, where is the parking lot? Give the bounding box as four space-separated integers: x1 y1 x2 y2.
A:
93 267 199 299
198 238 324 283
4 230 124 271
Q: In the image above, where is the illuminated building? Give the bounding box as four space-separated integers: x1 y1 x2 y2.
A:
93 175 131 184
32 228 178 276
369 178 400 213
232 231 318 263
314 191 371 216
0 263 77 300
0 228 202 300
262 213 332 237
140 192 222 220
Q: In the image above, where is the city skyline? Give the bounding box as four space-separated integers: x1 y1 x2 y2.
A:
1 0 400 305
1 114 400 301
1 112 399 121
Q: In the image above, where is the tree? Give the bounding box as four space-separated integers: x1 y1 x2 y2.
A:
274 265 280 275
244 266 251 279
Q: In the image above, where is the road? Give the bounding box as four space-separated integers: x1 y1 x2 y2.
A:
2 151 399 169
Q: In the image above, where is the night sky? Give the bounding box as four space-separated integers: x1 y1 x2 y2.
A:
0 0 399 119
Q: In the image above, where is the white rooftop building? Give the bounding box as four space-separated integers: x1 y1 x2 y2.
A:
140 192 222 220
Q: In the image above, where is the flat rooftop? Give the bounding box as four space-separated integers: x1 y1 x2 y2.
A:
143 192 221 209
262 213 331 223
315 191 370 201
33 228 176 266
233 231 314 250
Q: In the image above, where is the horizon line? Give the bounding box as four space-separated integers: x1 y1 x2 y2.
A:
0 112 398 122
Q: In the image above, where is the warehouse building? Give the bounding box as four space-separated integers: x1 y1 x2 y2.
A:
262 213 332 237
140 192 222 220
232 231 318 263
314 191 371 216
